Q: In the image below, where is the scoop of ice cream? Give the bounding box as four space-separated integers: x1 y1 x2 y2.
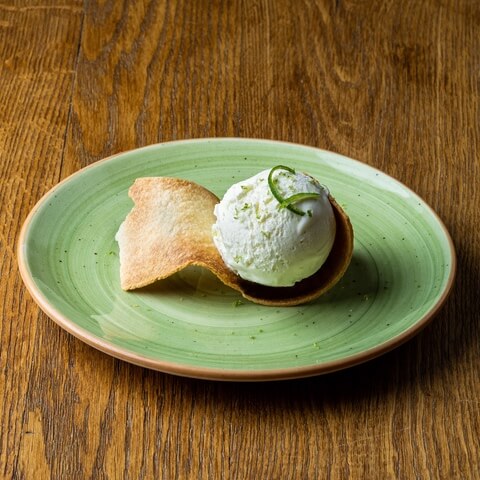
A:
212 167 336 287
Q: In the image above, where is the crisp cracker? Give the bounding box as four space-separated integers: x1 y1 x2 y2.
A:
116 177 238 290
116 177 353 306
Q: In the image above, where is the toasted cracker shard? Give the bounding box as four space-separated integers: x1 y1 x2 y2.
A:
116 177 354 306
116 177 238 290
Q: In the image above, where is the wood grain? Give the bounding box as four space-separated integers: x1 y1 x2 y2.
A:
2 0 479 478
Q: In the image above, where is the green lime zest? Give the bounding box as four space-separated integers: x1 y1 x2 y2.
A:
267 165 320 216
280 192 321 209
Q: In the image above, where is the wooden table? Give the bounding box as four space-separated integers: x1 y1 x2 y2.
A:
2 1 479 478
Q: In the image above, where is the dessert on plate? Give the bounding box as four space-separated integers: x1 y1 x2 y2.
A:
115 166 353 306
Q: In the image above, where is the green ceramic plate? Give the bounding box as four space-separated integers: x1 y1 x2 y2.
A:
18 139 456 381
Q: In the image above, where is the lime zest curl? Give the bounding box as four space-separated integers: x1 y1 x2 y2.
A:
280 192 322 208
267 165 320 216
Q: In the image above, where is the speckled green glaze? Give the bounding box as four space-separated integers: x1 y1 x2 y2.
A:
18 139 455 380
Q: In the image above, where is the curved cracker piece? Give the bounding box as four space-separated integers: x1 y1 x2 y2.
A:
116 177 353 306
116 177 237 290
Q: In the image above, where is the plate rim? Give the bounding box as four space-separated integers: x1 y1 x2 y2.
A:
17 137 457 381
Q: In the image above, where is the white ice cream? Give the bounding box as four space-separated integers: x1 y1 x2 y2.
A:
212 167 336 287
